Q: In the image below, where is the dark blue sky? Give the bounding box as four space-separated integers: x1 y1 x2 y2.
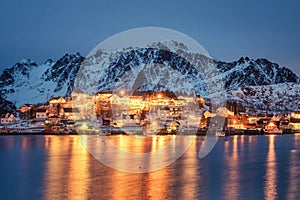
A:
0 0 299 75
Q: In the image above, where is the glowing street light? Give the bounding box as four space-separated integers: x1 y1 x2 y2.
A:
120 89 126 96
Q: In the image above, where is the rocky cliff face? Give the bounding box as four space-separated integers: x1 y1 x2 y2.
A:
0 41 299 113
0 53 84 110
216 57 298 90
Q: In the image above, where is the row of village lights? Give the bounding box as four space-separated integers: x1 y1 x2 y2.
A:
119 89 163 99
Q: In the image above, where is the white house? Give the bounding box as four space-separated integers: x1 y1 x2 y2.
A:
0 113 17 124
35 108 47 120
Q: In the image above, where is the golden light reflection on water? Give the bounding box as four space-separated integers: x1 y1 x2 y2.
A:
36 134 299 199
223 135 240 200
44 136 90 200
264 135 278 200
83 135 194 173
108 135 172 153
287 135 300 200
41 135 195 199
4 133 300 200
146 167 169 199
21 136 28 150
44 137 68 200
180 136 197 199
101 135 194 199
240 135 245 148
145 136 173 199
67 138 90 200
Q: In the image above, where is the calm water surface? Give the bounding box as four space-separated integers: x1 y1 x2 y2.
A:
0 134 300 200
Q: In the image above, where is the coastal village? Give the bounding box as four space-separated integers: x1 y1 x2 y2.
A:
1 91 300 135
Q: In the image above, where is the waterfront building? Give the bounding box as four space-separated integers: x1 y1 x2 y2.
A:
48 97 67 117
35 108 47 121
289 111 300 131
18 104 34 120
0 113 17 125
62 108 80 121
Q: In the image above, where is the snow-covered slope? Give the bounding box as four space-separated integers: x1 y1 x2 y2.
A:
0 53 84 107
0 41 299 113
217 57 298 90
228 83 300 113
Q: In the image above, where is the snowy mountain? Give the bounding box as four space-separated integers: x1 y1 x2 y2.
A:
0 53 84 108
0 96 16 115
216 57 299 90
0 41 299 113
228 83 300 113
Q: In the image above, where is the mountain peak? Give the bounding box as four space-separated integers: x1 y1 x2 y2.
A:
14 58 37 67
237 56 251 64
0 46 299 113
10 58 38 77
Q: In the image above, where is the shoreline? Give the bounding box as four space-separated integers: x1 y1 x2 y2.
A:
0 129 299 136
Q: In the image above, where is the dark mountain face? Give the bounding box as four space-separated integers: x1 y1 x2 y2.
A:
0 96 16 114
0 53 84 110
0 46 298 112
216 57 298 90
97 48 207 94
0 59 37 91
44 52 84 95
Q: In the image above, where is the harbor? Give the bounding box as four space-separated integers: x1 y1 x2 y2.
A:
1 92 300 136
